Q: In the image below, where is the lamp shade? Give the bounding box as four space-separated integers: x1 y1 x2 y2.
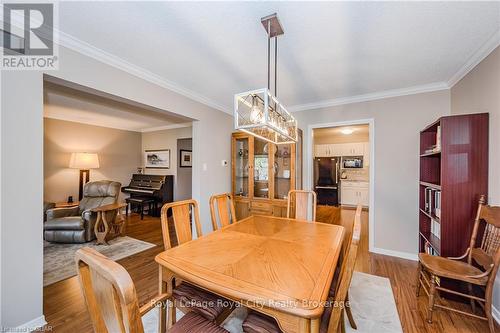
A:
69 152 100 169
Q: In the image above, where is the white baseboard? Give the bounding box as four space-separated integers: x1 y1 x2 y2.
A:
14 315 46 332
493 305 500 324
370 247 418 261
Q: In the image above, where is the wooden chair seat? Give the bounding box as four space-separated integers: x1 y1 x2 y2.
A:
169 311 229 333
172 282 228 322
418 253 488 285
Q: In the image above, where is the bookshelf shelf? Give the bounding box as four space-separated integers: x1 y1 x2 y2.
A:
419 231 441 256
420 151 441 157
419 208 440 223
419 181 441 190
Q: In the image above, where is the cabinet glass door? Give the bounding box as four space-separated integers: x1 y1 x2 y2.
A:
253 138 270 198
274 144 292 199
234 137 249 197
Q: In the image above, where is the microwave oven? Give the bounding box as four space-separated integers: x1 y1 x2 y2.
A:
342 156 363 168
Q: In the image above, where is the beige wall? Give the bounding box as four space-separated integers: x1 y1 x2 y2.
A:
43 118 141 203
450 45 500 320
295 90 450 258
141 126 193 200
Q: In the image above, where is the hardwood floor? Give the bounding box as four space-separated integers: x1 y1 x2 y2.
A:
43 210 497 332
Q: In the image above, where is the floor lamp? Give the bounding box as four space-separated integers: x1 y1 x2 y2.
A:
70 152 100 200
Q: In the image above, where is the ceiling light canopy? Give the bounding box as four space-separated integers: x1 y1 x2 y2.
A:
234 13 298 144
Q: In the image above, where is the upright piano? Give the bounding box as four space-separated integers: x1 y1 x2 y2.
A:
121 174 174 216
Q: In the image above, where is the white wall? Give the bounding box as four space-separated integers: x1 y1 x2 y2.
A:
295 90 450 257
1 71 45 328
141 126 193 201
450 45 500 321
0 44 232 328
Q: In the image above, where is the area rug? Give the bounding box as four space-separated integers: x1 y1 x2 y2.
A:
142 271 402 333
44 236 156 286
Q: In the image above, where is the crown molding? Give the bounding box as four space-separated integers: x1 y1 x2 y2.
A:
288 82 449 112
56 30 231 114
447 29 500 88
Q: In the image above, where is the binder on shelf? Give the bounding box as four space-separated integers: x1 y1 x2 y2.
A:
431 218 440 240
425 187 433 214
434 190 441 218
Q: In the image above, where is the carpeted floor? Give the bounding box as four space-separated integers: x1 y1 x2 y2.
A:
43 236 156 286
142 272 402 333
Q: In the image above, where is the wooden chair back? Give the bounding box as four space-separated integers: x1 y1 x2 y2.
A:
161 199 203 250
209 193 237 230
327 205 362 333
468 195 500 291
287 190 317 221
75 247 144 333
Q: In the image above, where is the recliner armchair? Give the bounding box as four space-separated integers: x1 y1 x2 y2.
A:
44 180 121 243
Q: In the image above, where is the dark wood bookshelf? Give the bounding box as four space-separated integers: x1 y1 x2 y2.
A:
418 113 488 297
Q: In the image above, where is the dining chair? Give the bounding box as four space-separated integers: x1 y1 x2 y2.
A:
75 247 228 333
242 204 362 333
209 193 237 230
161 200 232 324
287 189 317 221
416 195 500 333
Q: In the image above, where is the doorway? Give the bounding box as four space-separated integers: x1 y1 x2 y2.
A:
307 119 375 251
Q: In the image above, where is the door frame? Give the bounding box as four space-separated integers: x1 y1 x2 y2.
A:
307 118 375 253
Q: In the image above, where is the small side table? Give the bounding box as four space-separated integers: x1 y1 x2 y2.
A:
55 201 79 208
93 203 127 245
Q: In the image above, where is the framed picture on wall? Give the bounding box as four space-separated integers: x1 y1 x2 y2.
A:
180 149 192 168
144 149 170 169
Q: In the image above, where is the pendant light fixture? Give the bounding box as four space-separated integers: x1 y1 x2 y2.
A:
234 13 298 144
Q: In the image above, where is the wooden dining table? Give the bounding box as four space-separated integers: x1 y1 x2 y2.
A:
155 214 345 333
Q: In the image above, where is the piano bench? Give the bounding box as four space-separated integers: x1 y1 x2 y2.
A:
125 197 156 220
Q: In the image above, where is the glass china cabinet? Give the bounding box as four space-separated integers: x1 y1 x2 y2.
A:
232 130 302 220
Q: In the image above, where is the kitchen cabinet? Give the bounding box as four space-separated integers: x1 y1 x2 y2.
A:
314 142 366 157
342 143 364 156
341 181 369 207
314 144 329 157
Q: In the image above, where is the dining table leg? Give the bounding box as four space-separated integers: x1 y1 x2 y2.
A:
158 268 167 333
159 266 177 332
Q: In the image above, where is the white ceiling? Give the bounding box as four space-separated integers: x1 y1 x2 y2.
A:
44 82 192 132
57 1 500 113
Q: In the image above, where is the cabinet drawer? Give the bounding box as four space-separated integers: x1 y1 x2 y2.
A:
251 201 271 209
250 201 273 215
